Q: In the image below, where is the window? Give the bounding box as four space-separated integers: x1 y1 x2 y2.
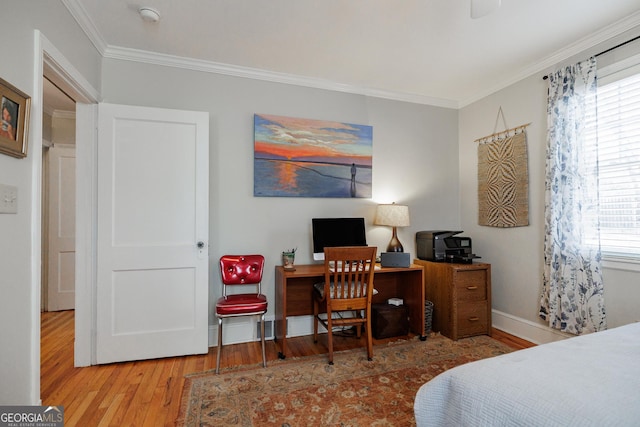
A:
590 57 640 260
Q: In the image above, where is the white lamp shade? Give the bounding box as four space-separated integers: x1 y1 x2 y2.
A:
374 204 410 227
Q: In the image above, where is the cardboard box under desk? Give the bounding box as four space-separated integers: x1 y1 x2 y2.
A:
371 303 409 339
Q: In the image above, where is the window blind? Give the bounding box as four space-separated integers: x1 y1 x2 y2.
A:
593 69 640 258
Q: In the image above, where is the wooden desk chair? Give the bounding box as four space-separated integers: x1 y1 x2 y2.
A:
216 255 267 374
313 246 377 364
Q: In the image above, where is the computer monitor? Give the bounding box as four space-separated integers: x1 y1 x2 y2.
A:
312 217 367 261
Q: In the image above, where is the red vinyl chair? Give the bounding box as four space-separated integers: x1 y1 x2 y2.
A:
216 254 268 374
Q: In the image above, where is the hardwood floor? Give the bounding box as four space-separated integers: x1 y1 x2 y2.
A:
491 328 536 350
41 310 532 426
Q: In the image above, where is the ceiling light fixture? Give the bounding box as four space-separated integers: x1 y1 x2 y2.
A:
139 7 161 23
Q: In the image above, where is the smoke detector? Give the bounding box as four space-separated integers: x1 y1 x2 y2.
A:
139 7 161 23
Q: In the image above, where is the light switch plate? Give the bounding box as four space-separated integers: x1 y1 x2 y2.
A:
0 184 18 214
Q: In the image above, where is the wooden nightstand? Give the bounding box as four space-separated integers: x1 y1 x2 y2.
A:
414 259 491 340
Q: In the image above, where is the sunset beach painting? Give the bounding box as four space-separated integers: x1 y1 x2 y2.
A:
254 114 373 198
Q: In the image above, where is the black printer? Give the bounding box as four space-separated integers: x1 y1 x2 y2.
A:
416 230 480 264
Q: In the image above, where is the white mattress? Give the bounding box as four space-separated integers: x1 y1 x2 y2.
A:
414 322 640 426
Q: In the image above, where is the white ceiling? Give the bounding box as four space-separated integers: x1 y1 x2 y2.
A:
49 0 640 111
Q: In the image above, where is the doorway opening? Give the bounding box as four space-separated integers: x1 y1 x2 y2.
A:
41 75 76 313
40 72 78 391
37 33 100 378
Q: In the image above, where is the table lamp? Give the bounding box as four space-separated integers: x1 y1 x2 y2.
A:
374 203 410 252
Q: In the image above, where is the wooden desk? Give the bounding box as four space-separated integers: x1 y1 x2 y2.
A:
274 263 425 359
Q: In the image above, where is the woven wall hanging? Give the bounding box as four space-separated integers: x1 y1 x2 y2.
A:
476 107 530 228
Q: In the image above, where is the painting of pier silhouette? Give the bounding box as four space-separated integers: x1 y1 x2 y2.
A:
254 114 373 198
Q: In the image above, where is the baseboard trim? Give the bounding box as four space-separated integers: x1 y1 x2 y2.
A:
209 314 324 347
209 314 276 347
492 309 571 345
208 310 573 347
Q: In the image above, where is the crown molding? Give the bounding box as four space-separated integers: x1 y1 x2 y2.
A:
460 11 640 107
52 110 77 120
63 0 456 107
103 45 459 109
43 108 76 119
61 0 107 55
64 0 640 110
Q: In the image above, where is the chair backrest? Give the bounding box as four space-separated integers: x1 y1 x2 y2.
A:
219 255 265 296
323 246 377 304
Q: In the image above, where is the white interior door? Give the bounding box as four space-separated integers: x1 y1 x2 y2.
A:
47 144 76 311
96 103 209 364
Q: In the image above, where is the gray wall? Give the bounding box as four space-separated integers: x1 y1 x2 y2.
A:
459 28 640 343
100 58 460 323
0 1 101 405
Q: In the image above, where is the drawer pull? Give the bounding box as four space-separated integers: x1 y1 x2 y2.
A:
466 286 478 290
468 317 480 322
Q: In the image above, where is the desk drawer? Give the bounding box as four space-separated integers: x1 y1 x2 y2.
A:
457 302 489 337
454 278 488 303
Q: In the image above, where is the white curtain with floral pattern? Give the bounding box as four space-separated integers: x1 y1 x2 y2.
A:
539 57 607 335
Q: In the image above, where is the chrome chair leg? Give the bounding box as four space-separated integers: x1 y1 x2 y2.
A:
260 313 267 368
216 316 223 374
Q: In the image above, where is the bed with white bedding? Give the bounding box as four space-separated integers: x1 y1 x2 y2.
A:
414 322 640 426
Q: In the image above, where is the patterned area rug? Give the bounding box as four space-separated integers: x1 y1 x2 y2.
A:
177 334 513 426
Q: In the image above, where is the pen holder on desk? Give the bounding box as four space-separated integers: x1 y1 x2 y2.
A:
282 249 296 271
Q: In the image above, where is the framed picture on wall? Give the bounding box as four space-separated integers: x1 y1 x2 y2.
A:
254 114 373 198
0 77 31 158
